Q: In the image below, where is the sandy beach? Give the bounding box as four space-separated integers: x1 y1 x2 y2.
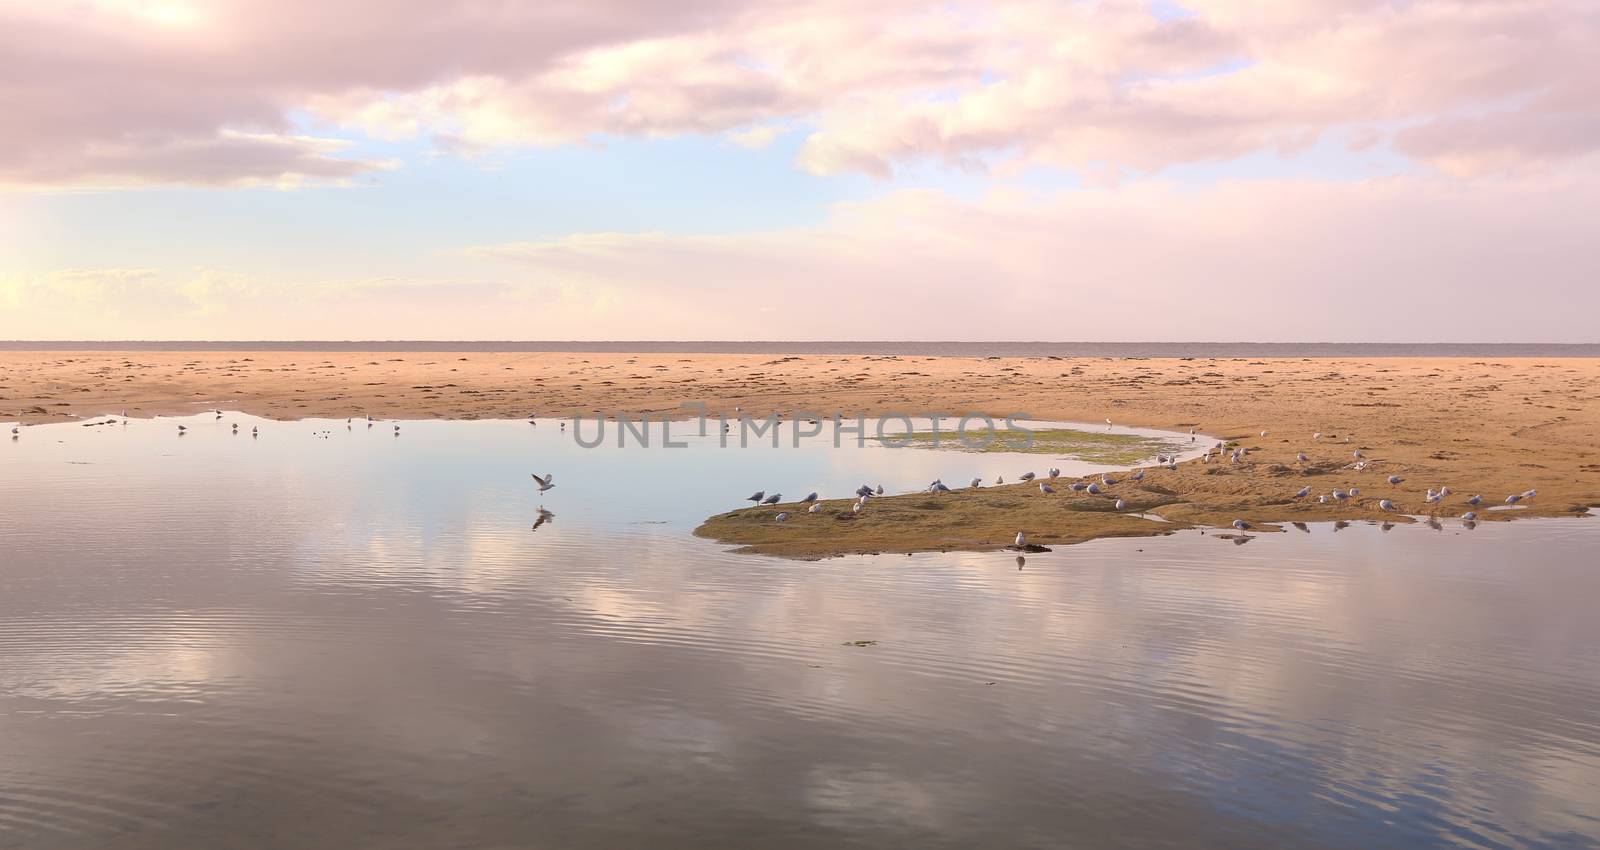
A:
4 351 1598 556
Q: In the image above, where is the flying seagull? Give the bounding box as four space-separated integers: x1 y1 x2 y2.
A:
531 473 555 492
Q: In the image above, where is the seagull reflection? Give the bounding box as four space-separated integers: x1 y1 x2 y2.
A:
531 508 555 531
1015 555 1025 570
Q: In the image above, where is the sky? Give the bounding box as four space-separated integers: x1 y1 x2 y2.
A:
1 0 1597 342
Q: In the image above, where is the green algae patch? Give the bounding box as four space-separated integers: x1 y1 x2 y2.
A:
693 485 1195 560
888 427 1182 465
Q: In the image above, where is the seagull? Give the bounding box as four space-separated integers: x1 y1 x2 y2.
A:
1352 449 1362 459
1100 474 1117 486
762 493 782 505
1425 489 1441 504
1439 486 1452 497
1038 482 1055 494
1462 511 1478 521
855 485 873 498
1232 519 1251 531
393 424 400 433
1130 469 1145 482
852 502 863 514
931 482 951 493
1048 468 1060 478
1522 488 1538 499
970 477 983 488
1297 452 1310 463
800 492 818 504
1387 475 1404 485
1260 430 1269 437
1114 499 1127 510
775 512 789 522
1020 472 1036 482
995 476 1004 485
9 426 17 436
1104 418 1113 428
1086 483 1103 495
1069 482 1087 492
1015 531 1027 547
1349 487 1360 496
1465 494 1482 506
1505 494 1523 504
1332 489 1349 505
251 426 258 436
178 425 187 434
1294 485 1312 498
808 503 824 513
531 473 555 492
747 491 765 503
1313 431 1322 441
1379 499 1396 511
875 485 884 495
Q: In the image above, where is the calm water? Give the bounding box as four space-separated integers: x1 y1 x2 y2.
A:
2 415 1598 849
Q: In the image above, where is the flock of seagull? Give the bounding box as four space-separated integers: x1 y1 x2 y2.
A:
733 425 1543 546
11 412 1546 548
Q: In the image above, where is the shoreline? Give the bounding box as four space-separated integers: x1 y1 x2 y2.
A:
5 351 1598 556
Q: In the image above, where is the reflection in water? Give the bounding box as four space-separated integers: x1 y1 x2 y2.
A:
2 415 1598 849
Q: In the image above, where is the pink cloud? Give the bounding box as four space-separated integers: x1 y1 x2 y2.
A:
3 0 1596 187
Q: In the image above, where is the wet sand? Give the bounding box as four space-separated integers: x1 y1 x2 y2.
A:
4 351 1598 555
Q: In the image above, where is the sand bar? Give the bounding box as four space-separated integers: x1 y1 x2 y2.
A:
3 351 1597 556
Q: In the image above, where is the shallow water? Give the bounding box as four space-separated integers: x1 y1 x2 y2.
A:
2 415 1597 849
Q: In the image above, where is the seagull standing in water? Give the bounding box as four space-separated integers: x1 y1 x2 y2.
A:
1462 511 1478 521
531 473 555 492
1232 519 1251 531
1015 531 1027 548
